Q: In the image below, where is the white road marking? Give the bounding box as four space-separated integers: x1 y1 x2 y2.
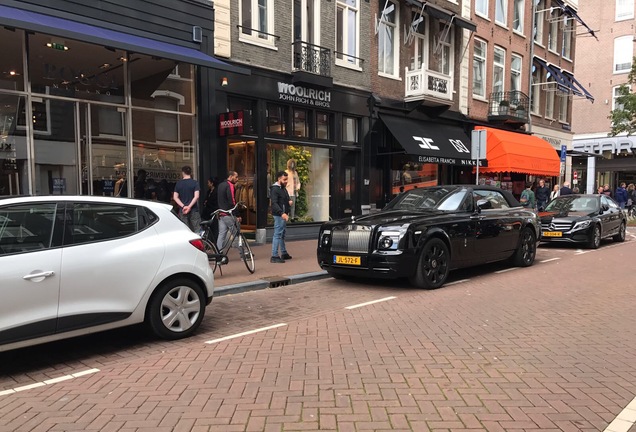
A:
205 323 287 344
495 268 519 274
540 257 561 263
604 396 636 432
445 279 470 286
575 250 595 255
345 296 396 310
0 368 100 397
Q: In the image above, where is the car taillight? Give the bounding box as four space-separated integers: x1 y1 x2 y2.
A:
189 239 205 252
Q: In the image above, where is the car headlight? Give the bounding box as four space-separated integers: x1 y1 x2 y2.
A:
320 230 331 247
377 229 406 251
572 220 591 231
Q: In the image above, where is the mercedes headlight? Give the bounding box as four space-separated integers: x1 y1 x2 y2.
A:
572 220 591 231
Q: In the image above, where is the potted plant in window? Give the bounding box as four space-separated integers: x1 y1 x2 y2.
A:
498 99 510 115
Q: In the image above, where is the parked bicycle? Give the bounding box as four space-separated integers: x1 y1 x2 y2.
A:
200 201 255 274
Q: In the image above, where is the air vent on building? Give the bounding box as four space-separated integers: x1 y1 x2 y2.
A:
192 26 202 43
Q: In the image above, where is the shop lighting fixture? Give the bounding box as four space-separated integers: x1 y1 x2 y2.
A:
99 63 111 69
221 77 228 87
118 56 128 62
46 42 69 51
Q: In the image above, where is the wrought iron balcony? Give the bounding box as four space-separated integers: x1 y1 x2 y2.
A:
404 67 453 102
292 41 331 77
487 91 530 124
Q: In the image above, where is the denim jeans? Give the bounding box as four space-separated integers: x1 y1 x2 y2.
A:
272 215 288 257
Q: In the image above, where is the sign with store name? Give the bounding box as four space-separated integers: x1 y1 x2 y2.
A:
277 82 331 108
573 136 636 155
218 110 245 136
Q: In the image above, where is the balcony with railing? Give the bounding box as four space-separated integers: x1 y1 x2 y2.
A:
292 41 333 88
487 91 530 124
404 67 453 103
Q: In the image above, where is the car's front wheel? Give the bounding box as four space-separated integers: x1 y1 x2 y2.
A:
587 224 601 249
511 228 537 267
147 278 206 340
613 222 626 242
409 238 450 289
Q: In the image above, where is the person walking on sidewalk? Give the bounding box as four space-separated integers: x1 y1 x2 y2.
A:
173 165 200 232
535 179 550 211
217 171 241 252
270 171 292 263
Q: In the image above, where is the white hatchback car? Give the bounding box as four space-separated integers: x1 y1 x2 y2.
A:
0 196 215 352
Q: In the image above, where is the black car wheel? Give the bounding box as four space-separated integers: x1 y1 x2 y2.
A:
410 238 450 289
613 222 626 242
587 224 601 249
146 278 206 340
512 228 537 267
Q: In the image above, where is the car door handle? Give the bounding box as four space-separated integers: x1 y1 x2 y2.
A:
23 271 55 280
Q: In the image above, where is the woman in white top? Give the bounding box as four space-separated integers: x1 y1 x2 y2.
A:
549 184 560 201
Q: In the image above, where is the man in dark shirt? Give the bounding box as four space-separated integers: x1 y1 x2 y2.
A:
535 179 550 211
559 181 573 196
216 171 241 251
270 171 292 263
172 166 200 232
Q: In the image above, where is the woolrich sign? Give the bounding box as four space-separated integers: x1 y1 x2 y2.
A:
277 82 331 108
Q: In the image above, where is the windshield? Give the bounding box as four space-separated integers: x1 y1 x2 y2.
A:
544 196 599 213
384 186 469 211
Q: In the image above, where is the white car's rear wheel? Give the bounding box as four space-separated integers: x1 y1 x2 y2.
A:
147 278 205 340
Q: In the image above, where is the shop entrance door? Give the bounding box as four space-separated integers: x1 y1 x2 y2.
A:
338 150 359 218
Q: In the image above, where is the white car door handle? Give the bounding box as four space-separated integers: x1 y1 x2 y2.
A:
23 271 55 280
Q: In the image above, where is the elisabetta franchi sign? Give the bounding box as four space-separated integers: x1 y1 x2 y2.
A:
277 82 331 108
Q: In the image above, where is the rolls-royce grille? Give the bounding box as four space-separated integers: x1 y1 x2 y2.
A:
331 230 371 253
546 221 572 231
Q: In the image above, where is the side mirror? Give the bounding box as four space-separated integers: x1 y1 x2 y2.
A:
476 199 493 211
600 204 610 213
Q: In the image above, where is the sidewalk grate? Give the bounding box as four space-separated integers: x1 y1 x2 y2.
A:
263 276 291 288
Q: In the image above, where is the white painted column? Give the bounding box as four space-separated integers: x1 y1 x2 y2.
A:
586 156 596 193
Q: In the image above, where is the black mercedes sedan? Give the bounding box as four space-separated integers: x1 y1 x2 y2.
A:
317 185 540 289
538 194 626 249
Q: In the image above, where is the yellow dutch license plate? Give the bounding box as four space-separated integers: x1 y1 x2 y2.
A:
334 255 361 265
543 231 562 237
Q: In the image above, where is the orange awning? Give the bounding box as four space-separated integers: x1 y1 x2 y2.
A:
475 126 561 176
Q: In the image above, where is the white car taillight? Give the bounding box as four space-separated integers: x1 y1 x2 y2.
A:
189 239 205 252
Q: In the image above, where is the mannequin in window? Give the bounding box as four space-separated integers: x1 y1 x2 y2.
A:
286 158 301 220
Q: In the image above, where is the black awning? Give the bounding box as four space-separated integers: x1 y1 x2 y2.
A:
533 57 594 101
404 0 476 32
0 4 249 74
561 70 594 102
380 114 484 166
453 16 477 32
552 0 598 40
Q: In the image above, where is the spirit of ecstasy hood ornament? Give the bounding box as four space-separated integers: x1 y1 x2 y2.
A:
351 215 355 223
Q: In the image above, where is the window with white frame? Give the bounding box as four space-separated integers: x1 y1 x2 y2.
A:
561 17 572 59
558 93 568 122
476 0 488 17
613 85 626 110
614 36 633 73
510 54 522 92
513 0 524 33
493 46 505 94
240 0 275 44
378 0 399 76
545 77 555 118
548 9 559 51
428 19 452 75
496 0 507 25
336 0 359 66
407 12 426 71
534 0 545 44
530 64 541 114
616 0 635 20
473 39 487 98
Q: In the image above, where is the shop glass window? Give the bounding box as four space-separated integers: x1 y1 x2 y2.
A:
130 56 194 114
266 104 287 135
548 9 559 52
493 46 505 94
378 0 398 76
267 143 331 223
316 112 331 140
429 19 452 76
391 159 438 196
0 203 59 255
342 116 358 143
614 36 633 73
495 0 507 25
510 54 522 92
336 0 359 66
27 33 125 104
0 28 24 92
534 0 545 44
561 17 573 59
616 0 634 20
473 39 487 98
476 0 488 17
0 94 28 196
513 0 524 33
228 97 256 134
293 109 309 138
154 96 179 143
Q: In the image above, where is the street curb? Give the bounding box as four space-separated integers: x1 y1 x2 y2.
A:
213 270 330 297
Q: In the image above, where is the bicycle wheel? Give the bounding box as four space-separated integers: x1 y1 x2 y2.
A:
238 234 255 273
203 239 221 274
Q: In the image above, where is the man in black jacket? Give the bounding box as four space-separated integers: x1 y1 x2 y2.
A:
535 179 550 211
270 171 292 263
216 171 240 251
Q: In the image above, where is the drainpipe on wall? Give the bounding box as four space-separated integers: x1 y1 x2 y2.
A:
527 0 537 134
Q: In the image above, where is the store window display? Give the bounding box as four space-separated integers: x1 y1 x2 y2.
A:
286 158 301 220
